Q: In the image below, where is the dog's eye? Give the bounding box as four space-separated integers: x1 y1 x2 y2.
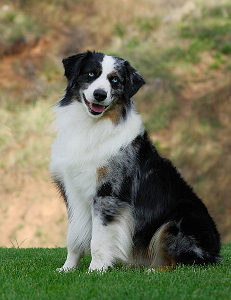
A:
111 77 119 83
88 72 95 78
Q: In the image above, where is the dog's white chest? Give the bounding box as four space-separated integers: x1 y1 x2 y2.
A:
50 101 143 204
50 131 103 204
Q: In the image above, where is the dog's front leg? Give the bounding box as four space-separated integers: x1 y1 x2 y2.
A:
89 198 134 272
57 247 83 272
57 206 92 272
57 223 85 272
89 213 114 272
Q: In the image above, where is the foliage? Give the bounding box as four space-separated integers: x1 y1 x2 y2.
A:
0 5 45 49
178 3 231 64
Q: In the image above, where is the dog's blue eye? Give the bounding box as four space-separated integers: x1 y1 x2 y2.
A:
112 77 118 83
88 72 95 77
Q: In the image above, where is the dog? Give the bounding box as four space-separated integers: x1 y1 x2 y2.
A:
50 51 221 272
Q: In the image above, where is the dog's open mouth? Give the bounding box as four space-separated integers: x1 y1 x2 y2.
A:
83 94 106 115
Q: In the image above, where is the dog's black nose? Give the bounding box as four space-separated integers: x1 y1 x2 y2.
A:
93 89 107 102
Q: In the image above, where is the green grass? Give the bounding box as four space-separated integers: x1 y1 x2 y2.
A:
0 244 231 300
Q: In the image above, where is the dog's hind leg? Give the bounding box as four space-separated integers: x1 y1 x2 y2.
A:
89 203 134 271
154 213 221 266
148 223 177 268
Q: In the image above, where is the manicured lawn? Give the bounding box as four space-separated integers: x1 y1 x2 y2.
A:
0 244 230 299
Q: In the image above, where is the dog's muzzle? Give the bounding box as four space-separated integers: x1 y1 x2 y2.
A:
83 91 108 115
93 89 107 102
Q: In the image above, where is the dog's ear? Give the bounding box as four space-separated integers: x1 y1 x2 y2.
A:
124 61 145 100
62 51 92 86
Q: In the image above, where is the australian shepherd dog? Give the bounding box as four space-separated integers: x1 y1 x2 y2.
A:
50 51 221 272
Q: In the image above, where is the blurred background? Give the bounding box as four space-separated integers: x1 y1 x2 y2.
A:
0 0 230 248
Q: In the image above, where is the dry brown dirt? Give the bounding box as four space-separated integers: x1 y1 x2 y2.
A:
0 174 67 248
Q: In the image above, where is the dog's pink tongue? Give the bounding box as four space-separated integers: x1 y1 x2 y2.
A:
90 103 105 113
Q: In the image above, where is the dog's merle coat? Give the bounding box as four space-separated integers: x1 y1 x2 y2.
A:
50 51 221 271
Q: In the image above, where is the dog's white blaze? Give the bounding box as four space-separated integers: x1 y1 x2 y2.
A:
83 55 115 106
101 55 116 77
50 100 143 271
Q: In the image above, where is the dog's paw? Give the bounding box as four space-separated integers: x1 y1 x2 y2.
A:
88 261 109 273
56 266 76 273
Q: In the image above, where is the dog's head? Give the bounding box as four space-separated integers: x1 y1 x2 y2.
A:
62 51 145 118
